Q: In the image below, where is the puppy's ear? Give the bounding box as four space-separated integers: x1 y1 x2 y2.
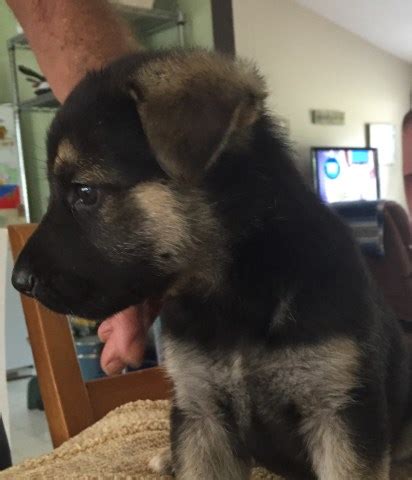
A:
129 51 267 182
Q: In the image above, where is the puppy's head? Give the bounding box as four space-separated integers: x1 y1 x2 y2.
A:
12 50 266 319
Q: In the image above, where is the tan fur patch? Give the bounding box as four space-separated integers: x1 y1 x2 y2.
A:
176 415 250 480
148 447 173 475
164 338 248 418
54 139 78 173
163 337 250 478
393 421 412 462
267 337 360 410
53 139 113 184
136 51 266 101
161 339 252 478
165 336 360 423
73 164 114 184
132 181 227 293
133 181 191 262
302 417 389 479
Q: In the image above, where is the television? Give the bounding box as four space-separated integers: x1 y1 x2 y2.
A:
312 147 380 204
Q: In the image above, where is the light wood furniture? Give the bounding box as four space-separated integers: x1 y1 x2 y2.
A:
8 223 171 448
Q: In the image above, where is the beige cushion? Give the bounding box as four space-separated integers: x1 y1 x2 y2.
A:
1 399 411 479
0 400 279 479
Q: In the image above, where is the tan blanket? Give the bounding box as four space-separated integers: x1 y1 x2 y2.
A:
1 399 411 479
0 400 278 479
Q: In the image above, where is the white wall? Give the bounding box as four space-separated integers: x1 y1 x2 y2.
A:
232 0 412 207
178 0 213 48
147 0 213 50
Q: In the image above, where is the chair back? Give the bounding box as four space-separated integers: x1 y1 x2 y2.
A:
365 201 412 322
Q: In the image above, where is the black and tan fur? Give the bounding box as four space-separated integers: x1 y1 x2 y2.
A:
12 50 412 479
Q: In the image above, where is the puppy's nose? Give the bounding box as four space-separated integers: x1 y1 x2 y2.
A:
12 267 37 297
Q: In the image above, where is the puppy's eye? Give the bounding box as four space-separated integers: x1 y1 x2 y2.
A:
72 184 100 209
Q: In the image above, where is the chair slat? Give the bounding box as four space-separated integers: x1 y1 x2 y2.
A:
86 367 171 422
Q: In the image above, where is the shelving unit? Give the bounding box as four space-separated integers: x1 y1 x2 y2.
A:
18 92 59 113
7 5 185 222
116 5 185 40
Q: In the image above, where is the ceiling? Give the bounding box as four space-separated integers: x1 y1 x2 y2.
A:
293 0 412 63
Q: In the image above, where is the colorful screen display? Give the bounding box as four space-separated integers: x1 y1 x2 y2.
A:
312 148 379 204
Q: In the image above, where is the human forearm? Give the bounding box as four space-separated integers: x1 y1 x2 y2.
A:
6 0 139 102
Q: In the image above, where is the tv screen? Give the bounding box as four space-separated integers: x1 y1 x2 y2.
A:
312 147 379 204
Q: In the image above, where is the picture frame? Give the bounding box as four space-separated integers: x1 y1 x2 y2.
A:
367 123 396 166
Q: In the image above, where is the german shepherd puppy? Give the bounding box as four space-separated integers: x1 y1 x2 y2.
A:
12 50 412 479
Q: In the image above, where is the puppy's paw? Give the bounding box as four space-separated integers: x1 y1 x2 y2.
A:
149 447 174 475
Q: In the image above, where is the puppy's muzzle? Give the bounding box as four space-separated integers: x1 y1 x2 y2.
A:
12 263 37 297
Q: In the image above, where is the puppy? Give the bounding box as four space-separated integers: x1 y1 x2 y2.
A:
12 50 412 479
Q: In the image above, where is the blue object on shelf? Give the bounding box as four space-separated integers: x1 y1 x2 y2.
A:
75 335 105 381
152 316 164 363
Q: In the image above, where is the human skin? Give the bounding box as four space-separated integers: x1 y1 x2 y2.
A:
6 0 138 102
7 0 158 374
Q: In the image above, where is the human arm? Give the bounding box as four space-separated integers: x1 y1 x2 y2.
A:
6 0 139 102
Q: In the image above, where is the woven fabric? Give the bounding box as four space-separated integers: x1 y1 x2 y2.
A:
0 400 279 479
1 399 411 479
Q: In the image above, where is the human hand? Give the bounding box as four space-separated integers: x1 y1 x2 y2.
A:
98 301 161 375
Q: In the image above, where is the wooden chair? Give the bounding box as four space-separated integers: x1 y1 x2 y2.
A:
7 223 171 448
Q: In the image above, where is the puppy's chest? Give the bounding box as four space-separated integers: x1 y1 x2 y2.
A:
163 335 359 421
163 336 251 419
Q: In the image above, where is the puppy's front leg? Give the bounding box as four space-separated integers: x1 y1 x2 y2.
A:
303 413 390 480
171 405 251 480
